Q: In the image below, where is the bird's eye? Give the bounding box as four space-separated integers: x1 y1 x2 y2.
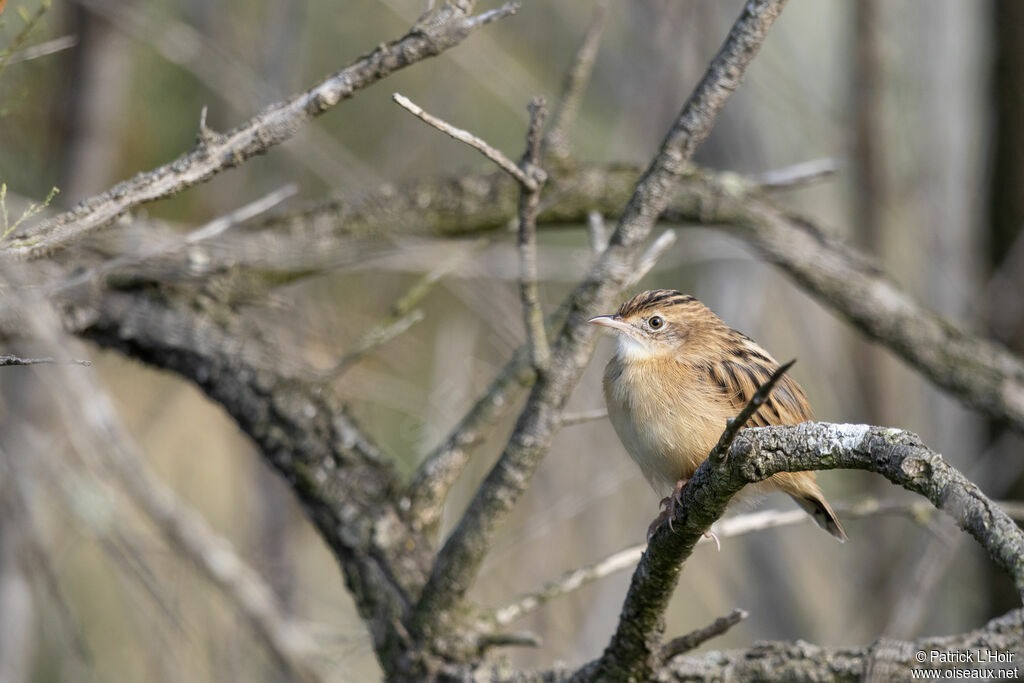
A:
648 316 663 330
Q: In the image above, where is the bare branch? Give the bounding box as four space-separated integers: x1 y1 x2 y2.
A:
0 354 91 367
326 309 425 379
411 0 790 650
392 93 536 189
587 211 607 254
320 238 486 379
708 359 795 465
3 34 77 65
754 157 843 190
493 545 643 626
0 0 51 82
591 422 1024 680
558 408 608 427
58 286 425 674
328 235 486 378
2 2 518 259
659 608 748 662
518 97 551 369
659 609 1024 681
628 229 677 287
544 0 611 159
477 630 541 650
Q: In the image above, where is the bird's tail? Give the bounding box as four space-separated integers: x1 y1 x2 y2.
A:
792 492 847 542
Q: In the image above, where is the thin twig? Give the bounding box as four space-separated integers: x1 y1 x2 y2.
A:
327 310 425 378
0 354 91 367
0 0 51 82
3 34 77 65
477 630 541 650
327 237 485 378
660 609 748 662
494 545 643 626
392 93 536 189
708 359 795 466
517 97 550 369
559 408 608 427
628 230 677 287
544 0 611 158
587 211 607 255
755 157 843 190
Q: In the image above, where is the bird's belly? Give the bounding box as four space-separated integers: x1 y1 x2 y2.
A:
607 396 709 495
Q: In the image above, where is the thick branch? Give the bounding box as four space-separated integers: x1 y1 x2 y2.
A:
410 0 788 651
71 290 430 676
2 1 518 260
662 608 1024 681
589 422 1024 680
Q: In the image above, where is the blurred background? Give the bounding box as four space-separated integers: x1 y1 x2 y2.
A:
1 0 1022 680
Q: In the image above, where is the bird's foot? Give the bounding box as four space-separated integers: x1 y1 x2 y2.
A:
647 477 689 541
703 529 721 552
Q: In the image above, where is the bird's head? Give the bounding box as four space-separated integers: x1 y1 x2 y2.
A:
588 289 712 360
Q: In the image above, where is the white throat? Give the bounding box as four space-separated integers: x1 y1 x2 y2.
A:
615 333 657 361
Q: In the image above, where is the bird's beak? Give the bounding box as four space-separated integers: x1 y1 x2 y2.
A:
588 315 632 334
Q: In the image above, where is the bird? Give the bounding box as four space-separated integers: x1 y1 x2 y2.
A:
589 289 846 543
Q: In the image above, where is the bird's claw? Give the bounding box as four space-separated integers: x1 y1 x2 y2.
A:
648 477 689 541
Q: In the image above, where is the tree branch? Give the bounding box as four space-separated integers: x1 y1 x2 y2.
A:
659 608 748 663
517 97 550 369
588 421 1024 680
0 354 91 367
410 0 789 651
2 1 518 260
754 157 843 190
392 92 537 190
493 545 644 627
660 609 1024 681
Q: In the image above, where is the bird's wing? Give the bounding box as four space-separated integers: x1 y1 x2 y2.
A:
706 338 814 427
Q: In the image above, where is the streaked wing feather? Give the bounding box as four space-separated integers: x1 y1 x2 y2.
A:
712 339 813 426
